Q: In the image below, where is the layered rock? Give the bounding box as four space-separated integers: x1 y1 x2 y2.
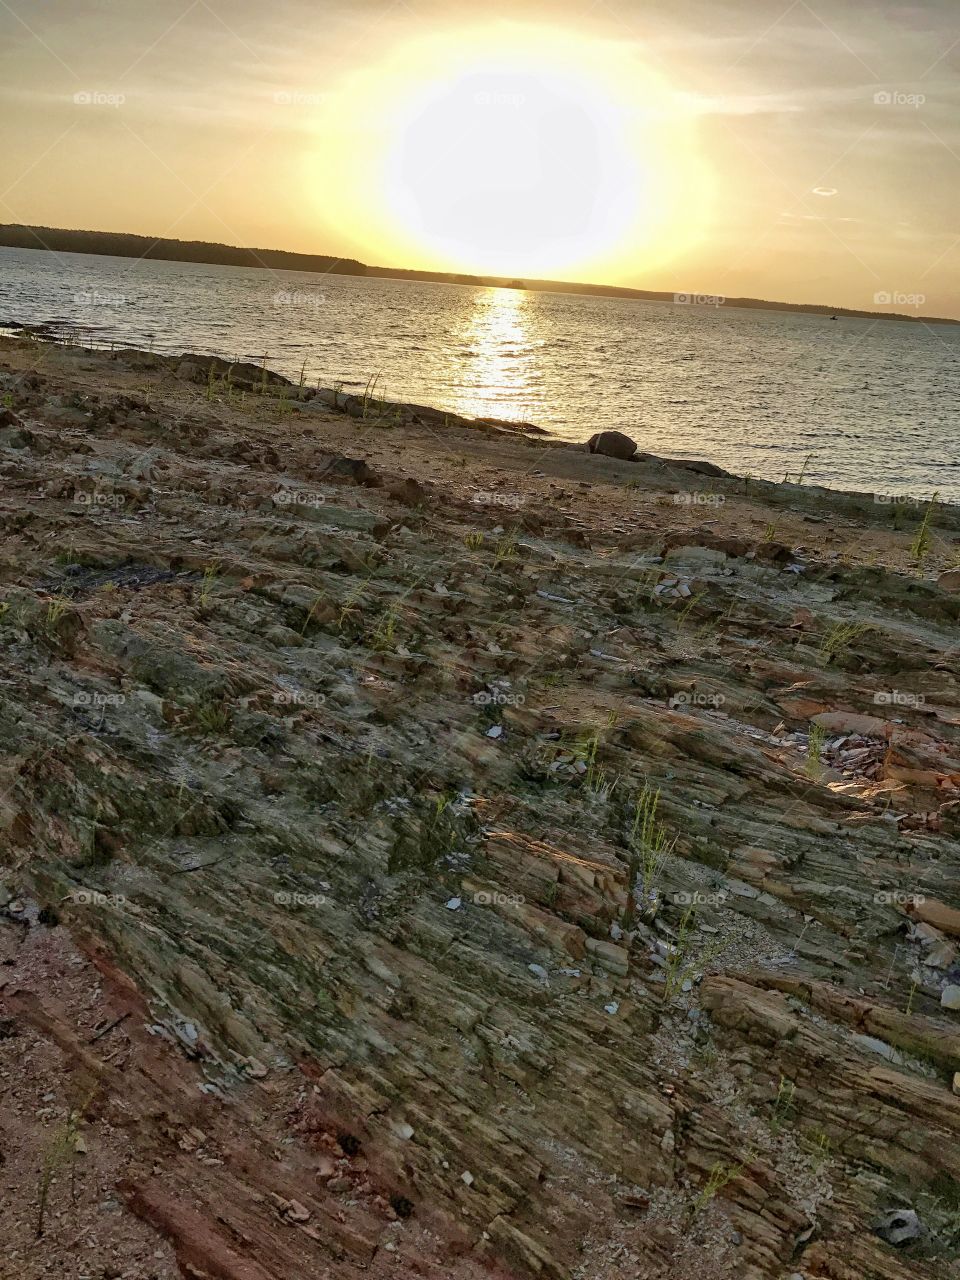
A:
0 337 959 1279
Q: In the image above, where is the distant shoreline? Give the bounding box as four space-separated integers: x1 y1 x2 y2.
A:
3 222 958 326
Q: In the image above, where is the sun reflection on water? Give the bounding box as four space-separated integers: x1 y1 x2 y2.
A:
447 287 543 423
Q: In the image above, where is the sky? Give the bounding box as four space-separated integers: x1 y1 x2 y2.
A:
1 0 959 314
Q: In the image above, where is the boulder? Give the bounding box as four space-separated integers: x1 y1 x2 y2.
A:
586 430 637 461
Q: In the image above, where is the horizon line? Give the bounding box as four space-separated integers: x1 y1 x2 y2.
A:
2 221 958 327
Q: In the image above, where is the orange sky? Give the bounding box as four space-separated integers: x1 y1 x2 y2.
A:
1 0 958 314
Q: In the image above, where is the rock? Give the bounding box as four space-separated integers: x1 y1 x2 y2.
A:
940 984 960 1010
585 937 630 977
175 359 204 383
388 477 426 505
586 430 637 460
872 1208 921 1246
938 569 960 593
923 940 957 969
811 711 892 738
319 456 380 487
906 896 960 938
953 1073 960 1097
286 1199 311 1222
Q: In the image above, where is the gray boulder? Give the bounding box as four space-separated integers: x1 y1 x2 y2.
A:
587 431 637 461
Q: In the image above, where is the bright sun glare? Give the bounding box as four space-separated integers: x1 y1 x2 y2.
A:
309 26 710 279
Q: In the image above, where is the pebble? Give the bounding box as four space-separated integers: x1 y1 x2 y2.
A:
604 1001 619 1015
485 725 503 739
461 1170 474 1186
445 897 462 911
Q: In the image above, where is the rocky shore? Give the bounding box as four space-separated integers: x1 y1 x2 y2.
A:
2 335 960 1280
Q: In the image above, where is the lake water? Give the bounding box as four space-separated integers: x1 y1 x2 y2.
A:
2 245 959 501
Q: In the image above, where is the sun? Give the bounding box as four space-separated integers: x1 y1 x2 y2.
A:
306 25 711 281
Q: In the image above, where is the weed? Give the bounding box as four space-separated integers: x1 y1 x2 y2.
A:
187 698 232 735
464 532 484 551
361 371 382 418
622 784 675 928
818 620 871 664
336 582 366 632
805 722 826 778
800 1128 832 1171
45 596 68 627
493 533 518 566
693 1154 752 1213
786 453 813 486
296 592 329 636
663 907 725 999
198 562 219 610
911 492 939 569
906 976 919 1016
770 1076 795 1134
387 792 471 875
36 1100 87 1237
370 603 400 651
675 591 704 633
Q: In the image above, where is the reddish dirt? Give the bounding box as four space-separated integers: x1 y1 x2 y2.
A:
0 917 521 1280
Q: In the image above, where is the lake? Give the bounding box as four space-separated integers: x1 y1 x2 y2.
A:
2 245 958 501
